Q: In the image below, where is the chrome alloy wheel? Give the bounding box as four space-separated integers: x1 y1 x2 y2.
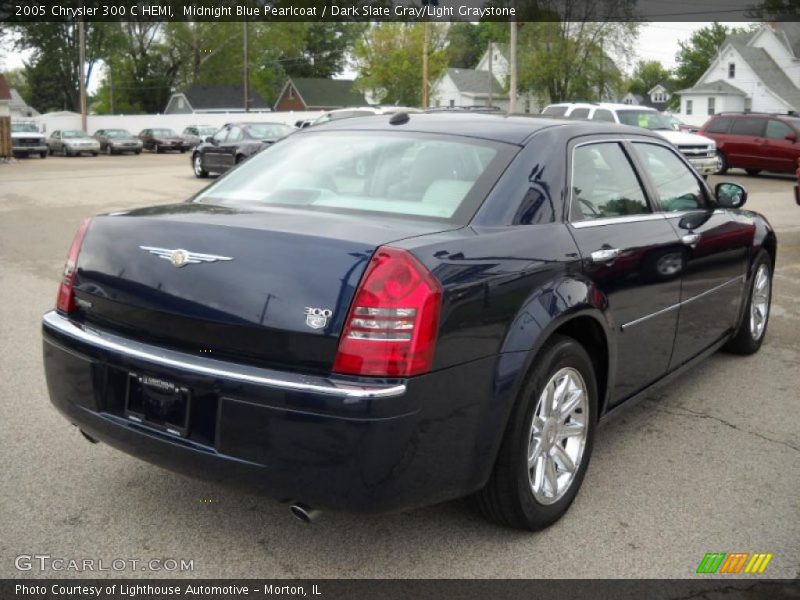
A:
528 367 588 505
750 263 771 341
194 155 204 176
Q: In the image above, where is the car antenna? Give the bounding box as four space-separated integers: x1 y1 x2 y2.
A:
389 112 410 125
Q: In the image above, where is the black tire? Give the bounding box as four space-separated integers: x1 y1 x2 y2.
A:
745 168 761 176
105 145 113 156
62 146 69 157
724 250 773 355
715 151 728 175
91 152 98 157
39 152 47 159
154 144 160 154
473 334 598 530
193 153 208 178
135 150 141 155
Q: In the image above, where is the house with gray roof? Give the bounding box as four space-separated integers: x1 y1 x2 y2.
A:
164 84 270 114
429 68 508 111
273 78 366 112
677 23 800 122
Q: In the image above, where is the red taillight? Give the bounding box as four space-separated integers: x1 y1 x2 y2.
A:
333 246 442 377
56 218 92 313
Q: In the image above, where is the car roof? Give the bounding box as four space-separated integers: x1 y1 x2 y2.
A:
600 103 657 112
304 112 665 145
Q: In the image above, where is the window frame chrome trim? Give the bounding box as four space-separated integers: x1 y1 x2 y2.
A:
41 311 406 400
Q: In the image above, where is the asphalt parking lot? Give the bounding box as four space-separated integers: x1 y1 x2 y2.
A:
1 153 798 579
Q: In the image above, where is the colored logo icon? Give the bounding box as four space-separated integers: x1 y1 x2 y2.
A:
696 552 773 574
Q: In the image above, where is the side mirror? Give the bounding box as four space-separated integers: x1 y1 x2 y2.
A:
205 136 215 144
715 182 747 209
785 131 797 142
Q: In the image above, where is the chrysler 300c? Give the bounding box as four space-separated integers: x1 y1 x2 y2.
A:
42 114 776 530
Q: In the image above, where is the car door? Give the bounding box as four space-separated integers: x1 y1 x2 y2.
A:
50 131 61 152
630 141 751 368
726 116 767 169
762 118 798 172
203 126 230 170
219 125 244 169
567 138 684 404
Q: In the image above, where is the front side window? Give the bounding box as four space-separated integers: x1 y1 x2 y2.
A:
227 126 244 143
542 105 567 116
592 109 615 122
633 143 704 212
212 127 229 144
195 132 512 223
571 143 650 220
766 119 793 140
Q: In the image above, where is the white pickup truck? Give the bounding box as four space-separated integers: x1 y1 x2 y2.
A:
11 121 48 159
542 103 719 176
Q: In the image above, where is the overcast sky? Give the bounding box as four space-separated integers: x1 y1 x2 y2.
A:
0 22 754 92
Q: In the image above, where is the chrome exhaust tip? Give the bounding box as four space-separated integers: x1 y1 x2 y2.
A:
79 429 99 444
290 503 320 524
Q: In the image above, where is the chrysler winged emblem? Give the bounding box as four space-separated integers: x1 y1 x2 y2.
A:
139 246 233 268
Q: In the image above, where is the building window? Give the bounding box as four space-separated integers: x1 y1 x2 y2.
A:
745 97 752 112
686 100 693 115
728 63 735 78
708 97 715 116
449 99 454 108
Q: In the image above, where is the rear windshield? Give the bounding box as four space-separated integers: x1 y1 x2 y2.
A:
194 131 515 223
104 129 132 137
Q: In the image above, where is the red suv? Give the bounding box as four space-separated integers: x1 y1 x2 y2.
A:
701 112 800 176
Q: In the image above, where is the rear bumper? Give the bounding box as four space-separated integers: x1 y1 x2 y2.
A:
686 155 718 175
42 311 499 512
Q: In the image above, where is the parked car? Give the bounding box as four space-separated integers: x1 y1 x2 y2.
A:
180 125 218 150
700 112 800 176
93 129 143 155
10 121 48 158
542 103 719 176
138 128 185 153
308 106 422 127
192 121 294 177
42 115 776 530
47 130 100 157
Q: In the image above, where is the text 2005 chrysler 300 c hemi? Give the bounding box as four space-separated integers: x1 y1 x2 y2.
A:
42 114 776 530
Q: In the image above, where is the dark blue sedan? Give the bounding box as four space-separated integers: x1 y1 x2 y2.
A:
42 113 776 530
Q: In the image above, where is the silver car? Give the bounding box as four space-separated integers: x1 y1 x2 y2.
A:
180 125 218 150
48 130 101 157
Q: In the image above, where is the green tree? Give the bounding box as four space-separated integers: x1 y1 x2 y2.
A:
8 22 117 112
673 23 751 92
445 22 484 69
353 23 448 106
628 60 673 96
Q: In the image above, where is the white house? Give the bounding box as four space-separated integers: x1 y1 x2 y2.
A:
621 85 671 110
9 89 39 119
429 43 535 113
677 23 800 124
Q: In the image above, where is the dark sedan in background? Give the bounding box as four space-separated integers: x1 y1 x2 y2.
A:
138 128 185 154
43 114 775 530
192 121 294 177
94 129 143 155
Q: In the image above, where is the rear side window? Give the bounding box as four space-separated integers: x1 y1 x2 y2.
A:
569 108 590 119
766 119 793 139
543 106 568 116
592 109 615 122
706 117 732 133
571 143 650 220
730 117 765 136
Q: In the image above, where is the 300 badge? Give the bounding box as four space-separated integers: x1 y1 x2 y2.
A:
304 307 332 330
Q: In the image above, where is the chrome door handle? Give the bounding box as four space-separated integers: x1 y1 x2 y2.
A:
590 248 622 263
682 233 701 247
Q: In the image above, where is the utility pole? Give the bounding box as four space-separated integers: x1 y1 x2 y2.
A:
509 23 518 114
487 42 493 108
422 21 429 108
243 21 250 112
109 63 114 114
78 20 87 131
